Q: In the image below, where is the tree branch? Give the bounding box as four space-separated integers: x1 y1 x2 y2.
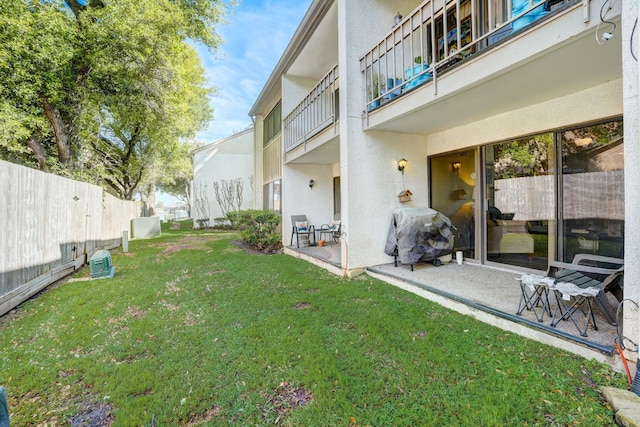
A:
42 97 72 164
26 137 49 172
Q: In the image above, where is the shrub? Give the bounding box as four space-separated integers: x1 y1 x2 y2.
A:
195 218 209 228
230 210 282 252
213 216 233 230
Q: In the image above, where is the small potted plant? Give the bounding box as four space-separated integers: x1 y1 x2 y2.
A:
385 77 403 100
404 56 431 90
405 56 427 79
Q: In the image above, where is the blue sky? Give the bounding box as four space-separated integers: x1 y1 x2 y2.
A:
195 0 312 143
158 0 311 205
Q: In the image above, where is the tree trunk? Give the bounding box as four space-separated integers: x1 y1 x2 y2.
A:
139 184 156 216
26 137 49 172
42 97 72 164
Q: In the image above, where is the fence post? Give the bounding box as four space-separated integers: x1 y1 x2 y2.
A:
122 231 129 253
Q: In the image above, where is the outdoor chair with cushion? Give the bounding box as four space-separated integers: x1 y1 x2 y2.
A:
290 215 316 248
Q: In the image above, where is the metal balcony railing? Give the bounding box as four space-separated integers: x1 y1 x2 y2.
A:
360 0 575 111
283 64 339 152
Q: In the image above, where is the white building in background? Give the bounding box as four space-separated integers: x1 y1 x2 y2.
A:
249 0 639 362
191 128 254 228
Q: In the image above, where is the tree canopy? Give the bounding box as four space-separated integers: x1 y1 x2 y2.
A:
0 0 227 199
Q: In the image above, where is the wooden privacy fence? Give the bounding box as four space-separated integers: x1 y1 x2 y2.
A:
0 160 140 316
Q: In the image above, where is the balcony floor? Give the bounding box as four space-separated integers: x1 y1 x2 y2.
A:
287 244 620 361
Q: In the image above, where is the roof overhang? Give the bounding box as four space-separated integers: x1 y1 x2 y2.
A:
248 0 334 117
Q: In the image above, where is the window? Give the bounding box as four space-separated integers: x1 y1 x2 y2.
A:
263 101 282 146
263 180 281 213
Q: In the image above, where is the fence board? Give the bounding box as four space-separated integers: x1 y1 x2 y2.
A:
0 160 140 316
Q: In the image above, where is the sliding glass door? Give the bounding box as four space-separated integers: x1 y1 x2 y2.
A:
430 150 477 260
429 118 623 271
560 121 624 262
484 134 555 270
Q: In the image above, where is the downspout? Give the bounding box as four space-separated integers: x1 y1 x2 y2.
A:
250 114 258 210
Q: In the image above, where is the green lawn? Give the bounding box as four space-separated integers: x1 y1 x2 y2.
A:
0 224 626 426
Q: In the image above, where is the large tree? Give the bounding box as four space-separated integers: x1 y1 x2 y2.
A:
0 0 225 197
0 1 77 171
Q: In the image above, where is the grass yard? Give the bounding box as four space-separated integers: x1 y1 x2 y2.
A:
0 224 627 426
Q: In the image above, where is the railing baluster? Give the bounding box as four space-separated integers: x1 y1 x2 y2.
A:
419 8 424 68
283 64 339 152
489 0 495 30
471 0 477 43
441 2 447 60
456 0 461 53
431 0 436 74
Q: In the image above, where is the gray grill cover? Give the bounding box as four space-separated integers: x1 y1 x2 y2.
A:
384 207 454 265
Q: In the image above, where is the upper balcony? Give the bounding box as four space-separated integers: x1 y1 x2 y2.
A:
283 64 339 156
279 1 339 164
359 0 622 133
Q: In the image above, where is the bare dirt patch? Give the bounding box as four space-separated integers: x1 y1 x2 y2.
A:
294 303 311 309
261 382 313 423
160 245 192 256
154 236 219 257
69 397 113 427
183 406 221 426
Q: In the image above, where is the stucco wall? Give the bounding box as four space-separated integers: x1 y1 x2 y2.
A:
622 0 639 358
282 163 335 245
342 130 430 269
336 0 435 269
192 129 254 225
427 80 623 155
282 75 319 117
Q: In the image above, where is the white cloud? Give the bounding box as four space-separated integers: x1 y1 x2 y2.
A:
195 0 312 144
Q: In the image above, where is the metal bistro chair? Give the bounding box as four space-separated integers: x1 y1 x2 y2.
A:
317 214 341 245
290 215 316 248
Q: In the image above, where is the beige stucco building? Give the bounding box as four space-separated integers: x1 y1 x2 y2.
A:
249 0 639 365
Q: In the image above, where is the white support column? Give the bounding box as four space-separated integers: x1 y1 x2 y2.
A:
622 0 640 359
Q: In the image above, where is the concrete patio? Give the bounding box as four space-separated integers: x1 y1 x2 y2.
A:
286 243 627 370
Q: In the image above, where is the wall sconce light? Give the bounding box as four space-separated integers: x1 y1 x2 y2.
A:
452 161 462 173
394 11 402 26
309 179 315 189
397 158 407 174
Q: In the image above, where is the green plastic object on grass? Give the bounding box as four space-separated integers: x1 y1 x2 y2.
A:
0 386 9 427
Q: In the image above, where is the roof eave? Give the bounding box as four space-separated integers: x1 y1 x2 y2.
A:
248 0 334 117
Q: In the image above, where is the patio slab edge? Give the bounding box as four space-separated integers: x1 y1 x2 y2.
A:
366 265 615 357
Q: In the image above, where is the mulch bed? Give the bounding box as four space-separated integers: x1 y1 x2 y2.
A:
232 240 282 256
